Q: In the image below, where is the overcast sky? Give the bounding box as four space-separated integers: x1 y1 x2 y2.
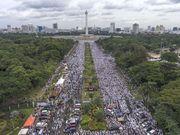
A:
0 0 180 29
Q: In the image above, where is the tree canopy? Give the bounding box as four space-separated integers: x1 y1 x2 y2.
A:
161 52 179 62
0 34 74 105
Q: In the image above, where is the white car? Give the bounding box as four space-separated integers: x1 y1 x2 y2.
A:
147 129 156 135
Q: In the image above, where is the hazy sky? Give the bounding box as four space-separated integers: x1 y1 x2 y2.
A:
0 0 180 29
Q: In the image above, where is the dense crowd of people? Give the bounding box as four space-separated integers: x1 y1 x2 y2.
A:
45 41 85 135
20 40 163 135
46 40 163 135
91 41 163 135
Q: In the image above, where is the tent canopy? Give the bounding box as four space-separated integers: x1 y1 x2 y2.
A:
18 128 29 135
23 115 35 128
55 77 65 86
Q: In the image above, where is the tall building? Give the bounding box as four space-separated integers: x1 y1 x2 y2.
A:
156 25 165 33
151 27 155 32
173 27 178 31
132 23 139 34
21 24 35 33
37 26 44 33
7 25 11 32
109 22 115 33
147 26 151 31
124 27 131 34
28 24 36 33
85 10 88 35
21 25 29 33
53 23 58 29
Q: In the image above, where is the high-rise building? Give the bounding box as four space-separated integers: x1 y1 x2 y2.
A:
116 28 121 32
151 27 155 32
12 27 21 33
53 23 58 29
147 26 151 31
7 25 11 32
21 25 29 33
21 24 35 33
173 27 178 31
132 23 139 34
109 22 115 33
37 26 44 33
124 27 131 33
28 24 36 33
156 25 165 33
36 26 46 33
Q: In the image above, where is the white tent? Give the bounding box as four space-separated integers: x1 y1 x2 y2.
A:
55 77 65 87
18 128 29 135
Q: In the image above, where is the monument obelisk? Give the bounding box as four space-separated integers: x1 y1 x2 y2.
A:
85 10 88 36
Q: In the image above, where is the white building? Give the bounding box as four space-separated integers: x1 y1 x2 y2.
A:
21 24 36 33
132 23 139 34
155 25 165 34
123 27 131 34
109 22 115 33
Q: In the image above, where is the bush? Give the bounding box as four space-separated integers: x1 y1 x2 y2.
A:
82 103 92 114
81 115 91 129
94 109 104 122
161 52 179 62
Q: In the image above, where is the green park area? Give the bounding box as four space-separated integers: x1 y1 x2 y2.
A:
81 43 106 131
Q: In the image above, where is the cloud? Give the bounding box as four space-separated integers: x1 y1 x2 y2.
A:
15 0 70 12
104 4 124 10
101 12 113 16
0 0 180 28
103 1 144 12
146 0 170 5
77 0 97 10
165 7 180 12
169 0 180 3
149 2 180 13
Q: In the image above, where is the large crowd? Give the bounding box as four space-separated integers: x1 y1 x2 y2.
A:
46 41 85 135
19 40 163 135
90 41 163 135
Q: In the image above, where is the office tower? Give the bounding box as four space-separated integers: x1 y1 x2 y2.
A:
53 23 58 29
132 23 139 34
7 25 11 32
21 24 35 33
109 22 115 33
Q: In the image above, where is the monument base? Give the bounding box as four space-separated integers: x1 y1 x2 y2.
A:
79 34 97 40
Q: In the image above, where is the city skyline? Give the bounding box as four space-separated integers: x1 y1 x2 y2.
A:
0 0 180 29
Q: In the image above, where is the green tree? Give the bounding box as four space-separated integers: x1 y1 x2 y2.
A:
161 52 178 62
82 103 92 114
0 33 74 104
94 109 104 122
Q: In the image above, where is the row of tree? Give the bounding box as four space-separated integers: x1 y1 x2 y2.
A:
97 35 180 135
0 34 74 105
